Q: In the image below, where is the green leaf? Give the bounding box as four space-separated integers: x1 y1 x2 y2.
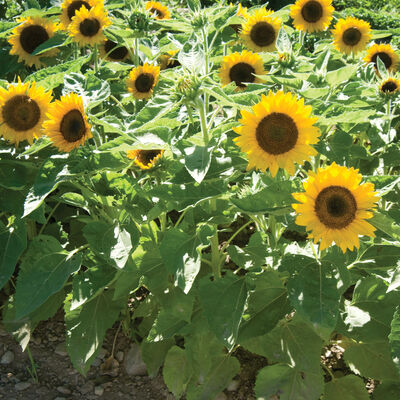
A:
198 272 247 350
0 160 37 190
324 375 369 400
344 341 400 380
389 307 400 374
31 32 67 55
83 221 139 269
326 64 358 86
23 157 74 218
0 218 27 290
184 145 213 184
255 364 324 400
163 346 193 399
372 381 400 400
14 235 81 319
371 212 400 241
355 244 400 272
141 339 174 378
239 270 290 341
65 290 123 375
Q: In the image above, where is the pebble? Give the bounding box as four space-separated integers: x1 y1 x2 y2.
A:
14 382 31 391
57 386 71 395
124 344 147 376
94 386 104 396
32 337 42 345
54 397 66 400
55 342 68 357
92 358 102 367
215 393 227 400
1 351 14 365
98 348 107 360
227 379 240 391
79 381 94 394
0 326 8 336
116 351 124 362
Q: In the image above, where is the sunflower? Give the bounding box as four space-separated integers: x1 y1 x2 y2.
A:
364 43 399 73
290 0 334 33
379 77 400 95
240 8 282 52
237 3 248 18
100 39 130 61
145 1 171 20
68 5 111 46
0 78 52 145
292 162 380 252
43 92 92 152
219 50 265 89
127 149 164 169
59 0 101 30
127 63 160 100
233 90 320 177
159 49 180 70
8 16 58 68
331 17 371 55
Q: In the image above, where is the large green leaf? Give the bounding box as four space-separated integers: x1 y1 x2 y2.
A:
255 364 324 400
184 145 213 184
372 381 400 400
14 235 81 319
198 272 247 350
31 32 67 55
324 375 369 400
389 307 400 374
141 339 174 378
0 218 27 290
370 212 400 241
354 245 400 272
65 290 123 375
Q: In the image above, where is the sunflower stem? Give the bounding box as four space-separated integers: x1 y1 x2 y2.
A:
201 26 210 112
197 99 210 144
38 201 61 236
210 231 221 279
134 37 140 67
94 44 99 73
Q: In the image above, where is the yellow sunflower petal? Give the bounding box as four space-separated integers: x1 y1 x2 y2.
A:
290 0 334 33
126 63 160 100
127 149 164 169
145 1 171 20
364 43 399 73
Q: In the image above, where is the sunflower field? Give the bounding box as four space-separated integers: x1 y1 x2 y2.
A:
1 0 400 398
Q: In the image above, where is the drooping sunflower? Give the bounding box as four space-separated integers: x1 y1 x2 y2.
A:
127 63 160 100
145 1 171 20
292 162 380 252
68 5 111 46
219 50 265 89
290 0 334 33
59 0 101 30
233 90 320 177
100 39 130 61
379 76 400 95
331 17 371 55
43 93 92 152
240 8 282 52
159 49 180 70
0 78 52 145
8 16 58 68
364 43 399 73
127 149 164 169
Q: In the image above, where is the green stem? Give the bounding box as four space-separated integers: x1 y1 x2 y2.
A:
134 37 139 67
26 345 38 383
220 221 252 253
174 209 188 228
198 99 210 144
210 232 221 279
94 43 99 73
201 27 210 112
38 201 61 236
160 212 167 232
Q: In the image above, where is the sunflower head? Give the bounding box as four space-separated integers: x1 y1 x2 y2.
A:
331 17 371 55
8 16 59 68
240 8 282 52
145 1 171 20
60 0 101 30
100 39 130 61
292 162 380 252
364 43 399 73
159 49 180 70
0 78 52 145
379 76 400 95
219 50 265 89
233 90 320 177
127 63 160 100
68 4 111 46
43 92 92 152
127 149 164 169
290 0 334 33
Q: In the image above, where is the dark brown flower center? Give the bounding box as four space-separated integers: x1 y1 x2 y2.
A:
315 186 357 229
135 73 155 93
2 95 41 131
104 40 128 60
250 21 276 47
255 112 299 155
60 109 86 142
229 62 255 87
342 27 362 46
381 80 398 92
301 0 323 23
137 150 162 166
79 18 100 37
149 7 164 18
67 0 91 20
371 52 392 69
19 25 49 54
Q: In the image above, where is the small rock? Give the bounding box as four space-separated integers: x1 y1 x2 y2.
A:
54 397 66 400
124 344 147 376
55 342 67 357
32 337 42 345
79 381 94 395
14 382 31 391
92 358 102 367
1 351 14 365
98 348 107 360
227 379 240 392
0 326 8 336
94 386 104 396
116 351 124 362
215 393 227 400
57 386 71 395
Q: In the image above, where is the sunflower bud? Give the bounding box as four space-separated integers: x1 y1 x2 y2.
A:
128 11 150 37
173 75 202 104
191 9 207 30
